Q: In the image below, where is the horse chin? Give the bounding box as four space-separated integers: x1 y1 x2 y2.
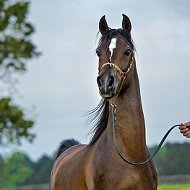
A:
100 93 115 99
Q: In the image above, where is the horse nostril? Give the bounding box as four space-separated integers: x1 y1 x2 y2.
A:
108 76 114 88
97 75 114 89
97 76 102 87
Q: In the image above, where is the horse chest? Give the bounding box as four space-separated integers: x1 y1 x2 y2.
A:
92 161 155 190
93 172 153 190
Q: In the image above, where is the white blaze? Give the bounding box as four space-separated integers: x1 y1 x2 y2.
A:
109 38 117 61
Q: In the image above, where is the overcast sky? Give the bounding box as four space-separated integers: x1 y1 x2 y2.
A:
1 0 190 160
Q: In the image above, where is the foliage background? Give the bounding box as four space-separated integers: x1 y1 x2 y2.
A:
0 0 39 146
0 0 39 188
1 142 190 188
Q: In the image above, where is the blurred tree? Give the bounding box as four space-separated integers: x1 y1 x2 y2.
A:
0 0 39 74
0 151 34 188
0 97 35 144
0 152 54 187
152 142 190 175
0 154 4 187
0 0 40 145
0 153 3 161
23 154 54 185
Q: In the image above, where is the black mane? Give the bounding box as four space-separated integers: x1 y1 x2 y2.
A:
88 99 109 146
56 139 80 159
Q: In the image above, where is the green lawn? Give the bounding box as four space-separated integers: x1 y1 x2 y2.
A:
158 184 190 190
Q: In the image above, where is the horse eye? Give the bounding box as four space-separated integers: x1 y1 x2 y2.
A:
124 48 131 56
96 50 101 57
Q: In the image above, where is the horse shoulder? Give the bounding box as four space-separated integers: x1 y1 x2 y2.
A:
51 144 87 190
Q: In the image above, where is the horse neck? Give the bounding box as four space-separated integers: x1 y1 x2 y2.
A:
108 66 148 161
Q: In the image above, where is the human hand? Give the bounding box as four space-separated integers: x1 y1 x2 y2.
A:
179 122 190 138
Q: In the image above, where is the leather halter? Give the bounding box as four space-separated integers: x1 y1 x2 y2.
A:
99 54 134 105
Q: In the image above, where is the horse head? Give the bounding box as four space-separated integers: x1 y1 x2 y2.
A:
96 14 135 100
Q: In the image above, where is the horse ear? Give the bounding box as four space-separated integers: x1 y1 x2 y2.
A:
122 14 132 33
99 15 109 35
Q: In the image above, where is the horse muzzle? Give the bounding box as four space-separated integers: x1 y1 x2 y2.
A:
97 72 117 99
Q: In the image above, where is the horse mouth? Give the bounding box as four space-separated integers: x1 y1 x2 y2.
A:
99 92 115 99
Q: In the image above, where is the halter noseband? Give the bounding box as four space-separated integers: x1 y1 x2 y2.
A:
99 54 134 103
100 62 133 78
99 55 134 77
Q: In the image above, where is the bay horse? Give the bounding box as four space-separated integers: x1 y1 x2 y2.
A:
51 14 157 190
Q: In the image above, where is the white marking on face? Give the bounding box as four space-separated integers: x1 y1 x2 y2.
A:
109 38 117 62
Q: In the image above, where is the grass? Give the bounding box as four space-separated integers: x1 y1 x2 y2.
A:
158 184 190 190
14 184 190 190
